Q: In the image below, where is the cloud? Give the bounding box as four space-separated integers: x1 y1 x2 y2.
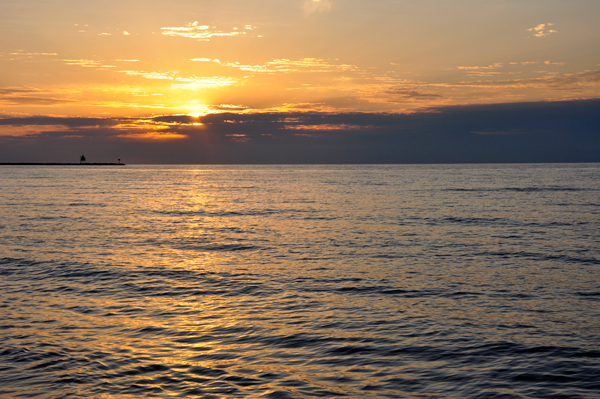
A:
117 70 175 80
0 88 43 95
0 116 115 127
188 57 359 76
161 22 247 41
545 61 565 65
116 69 238 88
0 96 75 105
171 76 240 89
210 104 250 112
1 99 599 164
64 59 101 67
458 63 503 70
63 59 116 69
283 124 366 131
304 0 332 15
462 71 502 77
528 23 557 38
0 88 76 106
457 63 505 77
209 58 358 74
9 51 57 57
385 87 443 102
446 71 600 89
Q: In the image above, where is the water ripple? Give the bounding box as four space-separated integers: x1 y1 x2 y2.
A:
1 164 599 398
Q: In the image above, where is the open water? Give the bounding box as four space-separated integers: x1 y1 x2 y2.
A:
1 164 599 398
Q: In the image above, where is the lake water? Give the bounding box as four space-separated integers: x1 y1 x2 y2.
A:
1 164 599 398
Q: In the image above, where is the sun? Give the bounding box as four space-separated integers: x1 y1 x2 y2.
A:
185 103 212 117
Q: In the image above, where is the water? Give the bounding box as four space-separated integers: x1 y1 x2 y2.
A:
1 164 599 398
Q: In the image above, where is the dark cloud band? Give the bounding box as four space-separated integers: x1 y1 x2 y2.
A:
1 99 599 164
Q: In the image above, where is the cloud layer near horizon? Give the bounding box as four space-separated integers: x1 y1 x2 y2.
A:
1 100 598 164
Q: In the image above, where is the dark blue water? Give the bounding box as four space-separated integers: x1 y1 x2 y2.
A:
1 164 599 398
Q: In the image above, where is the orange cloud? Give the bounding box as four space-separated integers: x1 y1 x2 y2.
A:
206 58 358 74
458 63 503 70
528 23 557 38
161 22 247 41
284 124 365 130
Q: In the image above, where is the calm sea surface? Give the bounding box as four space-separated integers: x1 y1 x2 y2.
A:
1 164 599 398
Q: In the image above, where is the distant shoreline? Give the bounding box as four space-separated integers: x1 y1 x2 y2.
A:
0 163 126 166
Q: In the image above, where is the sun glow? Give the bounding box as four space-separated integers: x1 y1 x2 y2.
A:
183 103 212 118
1 0 598 137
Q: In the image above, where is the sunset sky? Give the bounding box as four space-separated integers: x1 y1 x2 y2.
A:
1 0 599 163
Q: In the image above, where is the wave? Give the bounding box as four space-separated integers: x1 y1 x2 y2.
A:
445 186 596 193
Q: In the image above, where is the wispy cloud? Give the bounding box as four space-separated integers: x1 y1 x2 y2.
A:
457 63 504 77
117 70 175 80
458 63 503 70
304 0 332 15
161 22 248 41
545 61 565 65
0 96 75 106
284 124 364 131
9 51 57 57
0 115 192 140
116 69 238 88
528 23 557 38
189 58 215 62
446 71 600 89
171 76 240 89
0 88 76 106
63 59 116 69
210 104 250 112
64 59 101 67
385 88 443 102
190 57 358 74
0 88 43 95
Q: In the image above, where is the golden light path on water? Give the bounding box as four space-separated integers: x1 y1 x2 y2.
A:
0 165 599 397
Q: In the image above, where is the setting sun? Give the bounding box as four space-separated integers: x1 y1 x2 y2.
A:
1 0 599 163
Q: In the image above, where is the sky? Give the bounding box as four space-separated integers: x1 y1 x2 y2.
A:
1 0 599 163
